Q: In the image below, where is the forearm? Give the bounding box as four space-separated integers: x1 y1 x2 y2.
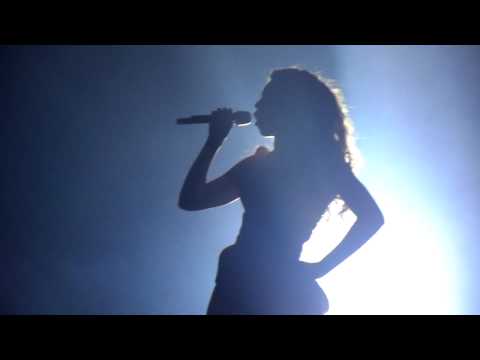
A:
179 138 222 207
317 219 383 277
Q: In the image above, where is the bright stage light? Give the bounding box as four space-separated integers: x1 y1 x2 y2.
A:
300 186 461 314
299 45 467 315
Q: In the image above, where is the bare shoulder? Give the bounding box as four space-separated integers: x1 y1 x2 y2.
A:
255 146 271 157
235 146 270 168
335 162 384 224
334 163 365 199
335 162 356 184
227 146 270 182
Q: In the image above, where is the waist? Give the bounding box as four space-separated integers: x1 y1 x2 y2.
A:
234 233 304 261
215 244 312 289
236 217 311 252
220 244 301 271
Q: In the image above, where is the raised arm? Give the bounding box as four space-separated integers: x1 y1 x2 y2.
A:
312 167 384 278
178 108 240 211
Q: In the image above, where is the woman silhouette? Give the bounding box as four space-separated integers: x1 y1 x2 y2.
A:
179 67 384 315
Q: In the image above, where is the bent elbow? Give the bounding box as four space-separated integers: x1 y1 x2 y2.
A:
356 207 384 232
178 194 199 211
375 211 385 229
178 203 192 211
178 199 199 211
370 207 385 231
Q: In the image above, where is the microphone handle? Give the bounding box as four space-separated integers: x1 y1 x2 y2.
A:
176 115 211 125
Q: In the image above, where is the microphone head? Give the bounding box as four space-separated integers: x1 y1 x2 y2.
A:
233 111 252 126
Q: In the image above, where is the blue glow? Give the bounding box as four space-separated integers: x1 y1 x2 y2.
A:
302 46 477 314
2 45 477 314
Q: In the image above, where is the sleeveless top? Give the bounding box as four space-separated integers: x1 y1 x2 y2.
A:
225 146 341 267
210 146 345 313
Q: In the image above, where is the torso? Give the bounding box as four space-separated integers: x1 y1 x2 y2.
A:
231 147 338 263
210 147 337 314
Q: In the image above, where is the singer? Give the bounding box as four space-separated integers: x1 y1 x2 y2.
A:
178 67 384 315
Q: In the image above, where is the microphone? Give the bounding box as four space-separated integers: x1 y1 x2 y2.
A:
176 111 252 126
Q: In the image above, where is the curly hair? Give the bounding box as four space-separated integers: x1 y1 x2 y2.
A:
267 66 360 172
266 67 361 216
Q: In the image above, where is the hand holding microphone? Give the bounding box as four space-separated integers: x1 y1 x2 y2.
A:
176 109 251 126
177 108 252 146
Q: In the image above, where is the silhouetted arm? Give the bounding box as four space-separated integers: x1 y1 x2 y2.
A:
178 108 240 211
178 139 240 211
313 167 384 278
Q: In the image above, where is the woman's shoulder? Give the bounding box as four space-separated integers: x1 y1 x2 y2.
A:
254 146 271 157
228 146 270 178
238 146 271 164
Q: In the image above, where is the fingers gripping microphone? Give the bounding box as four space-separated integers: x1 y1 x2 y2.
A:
176 111 252 126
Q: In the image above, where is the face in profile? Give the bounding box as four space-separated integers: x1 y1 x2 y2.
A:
254 84 284 138
254 81 310 139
